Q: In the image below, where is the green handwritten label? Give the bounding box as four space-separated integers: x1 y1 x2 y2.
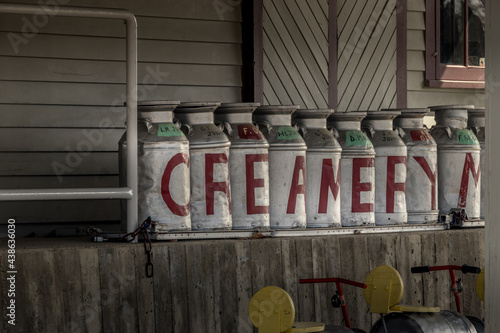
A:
276 126 301 140
158 123 183 137
457 129 479 145
346 130 371 146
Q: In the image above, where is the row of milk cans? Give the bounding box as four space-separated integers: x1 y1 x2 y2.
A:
119 102 484 231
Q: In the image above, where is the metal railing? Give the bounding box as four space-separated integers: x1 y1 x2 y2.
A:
0 3 138 234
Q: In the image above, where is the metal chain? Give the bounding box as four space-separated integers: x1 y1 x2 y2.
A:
122 217 154 278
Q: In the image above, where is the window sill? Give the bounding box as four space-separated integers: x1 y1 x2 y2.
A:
426 79 485 89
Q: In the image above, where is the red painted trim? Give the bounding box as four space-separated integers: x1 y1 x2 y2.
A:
328 0 338 109
396 0 407 108
241 0 263 103
426 79 485 89
425 0 485 86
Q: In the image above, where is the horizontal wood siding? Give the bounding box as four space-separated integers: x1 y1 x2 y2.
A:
0 229 485 332
406 0 485 108
0 0 243 234
337 0 397 111
262 0 329 109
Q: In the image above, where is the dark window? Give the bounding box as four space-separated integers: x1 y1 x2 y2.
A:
425 0 485 88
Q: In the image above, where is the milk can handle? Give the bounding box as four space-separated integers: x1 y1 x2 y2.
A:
140 119 156 134
470 126 480 136
396 126 406 138
444 126 452 139
363 125 375 138
178 122 193 135
330 127 339 139
256 121 272 134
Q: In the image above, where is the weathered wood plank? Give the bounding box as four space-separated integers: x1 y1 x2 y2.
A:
54 248 85 332
4 0 242 21
407 50 426 71
407 30 426 51
407 11 425 30
169 243 190 332
348 15 397 111
0 33 242 65
42 250 64 332
262 55 293 105
267 0 328 107
218 242 238 332
407 0 426 12
323 236 343 327
153 245 173 332
202 242 217 332
0 128 124 152
434 231 452 310
396 233 424 307
79 248 103 333
234 241 253 333
281 238 299 314
295 238 315 322
133 245 155 333
185 243 204 332
21 250 44 331
263 5 319 108
0 57 242 87
0 81 241 105
311 237 330 323
407 91 485 109
0 152 118 176
0 201 119 224
0 105 125 128
0 175 118 189
99 247 122 333
338 0 395 111
0 16 241 43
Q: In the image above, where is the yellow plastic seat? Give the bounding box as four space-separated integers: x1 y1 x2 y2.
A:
363 265 440 314
248 286 325 333
476 268 485 302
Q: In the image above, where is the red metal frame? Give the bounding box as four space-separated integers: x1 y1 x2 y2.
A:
425 0 485 88
299 277 367 329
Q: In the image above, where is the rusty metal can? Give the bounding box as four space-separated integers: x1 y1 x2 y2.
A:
174 102 232 230
119 100 191 231
293 109 342 228
468 108 485 219
393 108 439 224
362 111 407 225
254 105 307 229
328 112 376 226
214 103 270 229
430 105 481 218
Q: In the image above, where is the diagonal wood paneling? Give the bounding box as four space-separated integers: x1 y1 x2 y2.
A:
263 0 329 108
337 0 398 111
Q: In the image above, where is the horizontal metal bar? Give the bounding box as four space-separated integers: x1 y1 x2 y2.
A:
0 188 133 201
149 223 452 241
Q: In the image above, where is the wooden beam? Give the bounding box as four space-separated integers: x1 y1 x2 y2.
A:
242 0 264 103
328 0 338 109
396 0 408 108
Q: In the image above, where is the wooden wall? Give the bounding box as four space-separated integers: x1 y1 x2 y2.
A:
0 0 243 236
262 0 329 108
0 229 485 332
406 0 485 108
337 0 398 112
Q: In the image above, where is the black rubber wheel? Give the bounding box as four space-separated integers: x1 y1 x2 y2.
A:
466 316 485 333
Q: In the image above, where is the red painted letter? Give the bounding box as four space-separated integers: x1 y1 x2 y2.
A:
386 156 407 213
458 153 480 208
287 155 306 214
205 153 231 215
318 159 341 213
246 154 269 214
161 153 190 216
413 156 437 210
352 158 374 213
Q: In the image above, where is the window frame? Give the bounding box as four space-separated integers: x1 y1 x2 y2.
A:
425 0 485 89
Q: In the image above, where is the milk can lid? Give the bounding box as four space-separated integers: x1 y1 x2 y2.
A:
293 109 334 119
429 104 475 111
